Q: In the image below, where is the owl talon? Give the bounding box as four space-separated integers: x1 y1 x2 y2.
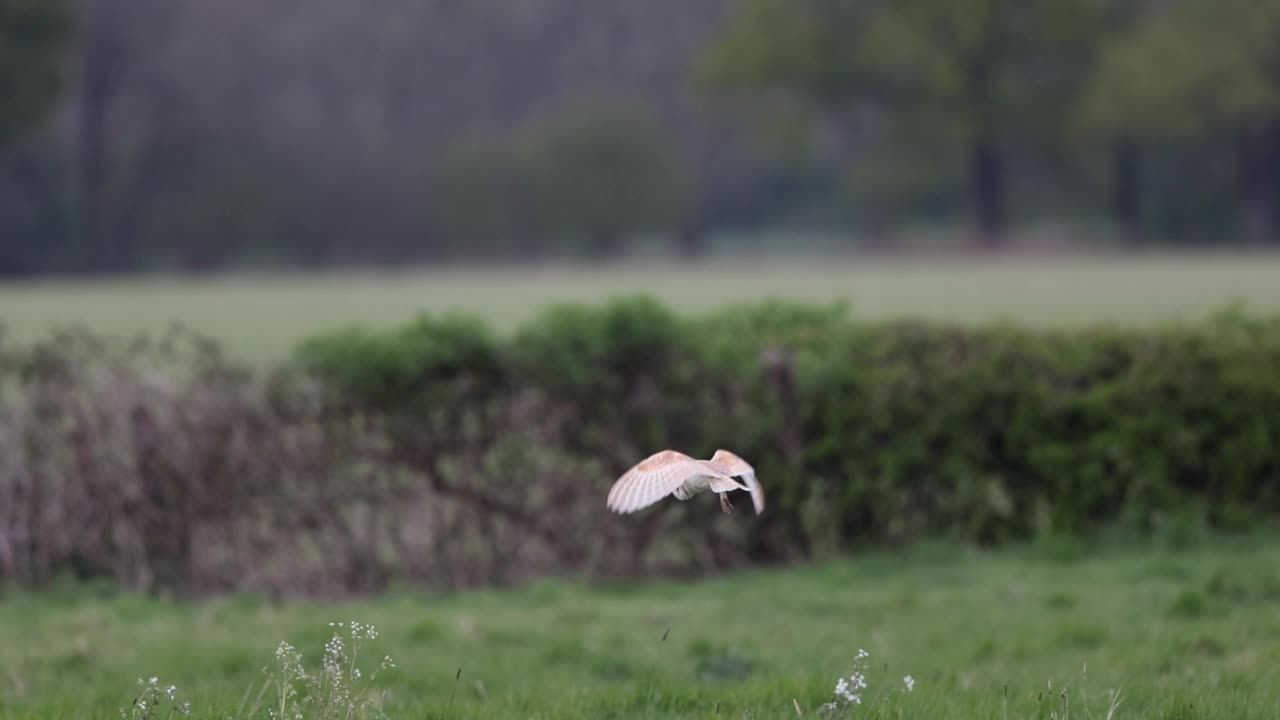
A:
720 494 734 514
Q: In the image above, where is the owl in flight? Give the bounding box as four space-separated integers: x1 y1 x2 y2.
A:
606 449 764 515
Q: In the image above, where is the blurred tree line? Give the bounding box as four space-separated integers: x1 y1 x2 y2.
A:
1 0 1279 275
704 0 1280 247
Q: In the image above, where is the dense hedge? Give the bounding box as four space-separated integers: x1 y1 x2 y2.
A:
3 301 1279 595
298 299 1280 552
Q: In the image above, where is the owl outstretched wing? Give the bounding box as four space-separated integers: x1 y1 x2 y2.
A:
606 450 729 514
707 449 765 514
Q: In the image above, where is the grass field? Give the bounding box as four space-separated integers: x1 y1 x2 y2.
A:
4 253 1280 359
4 533 1280 719
5 253 1280 719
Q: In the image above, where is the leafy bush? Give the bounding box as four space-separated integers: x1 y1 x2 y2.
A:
4 303 1279 595
296 301 1280 561
296 313 504 414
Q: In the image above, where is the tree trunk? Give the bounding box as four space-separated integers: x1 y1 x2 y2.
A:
0 148 65 275
966 39 1006 250
1236 128 1278 244
1111 137 1142 242
79 72 109 271
971 134 1006 249
589 227 625 260
78 0 116 273
674 209 709 260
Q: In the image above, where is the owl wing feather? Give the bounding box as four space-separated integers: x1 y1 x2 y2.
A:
607 450 729 514
707 449 765 514
707 449 754 476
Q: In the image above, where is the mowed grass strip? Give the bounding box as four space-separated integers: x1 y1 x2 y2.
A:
3 253 1280 360
3 534 1279 719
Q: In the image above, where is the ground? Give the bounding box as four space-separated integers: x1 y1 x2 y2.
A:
4 253 1279 718
3 253 1280 359
3 533 1279 719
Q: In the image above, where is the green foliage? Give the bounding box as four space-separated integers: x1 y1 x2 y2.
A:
426 134 550 258
1085 0 1280 137
0 0 73 148
698 0 882 104
1077 0 1280 238
702 0 1280 239
425 99 689 258
811 316 1280 542
693 298 850 374
526 100 689 256
513 295 689 398
7 294 1280 594
296 299 1280 555
296 313 503 413
701 0 1104 231
135 140 298 270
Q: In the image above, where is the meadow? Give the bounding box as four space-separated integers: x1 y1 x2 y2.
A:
4 252 1280 718
4 252 1280 358
3 533 1280 719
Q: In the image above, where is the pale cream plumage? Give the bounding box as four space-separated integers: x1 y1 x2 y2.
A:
606 449 764 515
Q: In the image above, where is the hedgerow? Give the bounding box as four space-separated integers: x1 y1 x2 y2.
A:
2 302 1277 594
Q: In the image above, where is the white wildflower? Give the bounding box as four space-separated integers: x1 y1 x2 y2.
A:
833 673 863 704
850 671 867 690
820 647 917 719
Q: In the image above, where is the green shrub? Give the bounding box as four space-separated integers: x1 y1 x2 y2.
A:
6 301 1280 595
295 300 1280 562
295 312 504 415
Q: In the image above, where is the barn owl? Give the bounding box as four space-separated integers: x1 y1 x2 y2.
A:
606 449 764 515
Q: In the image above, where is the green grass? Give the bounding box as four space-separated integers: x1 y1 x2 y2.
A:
4 253 1280 359
4 534 1280 718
